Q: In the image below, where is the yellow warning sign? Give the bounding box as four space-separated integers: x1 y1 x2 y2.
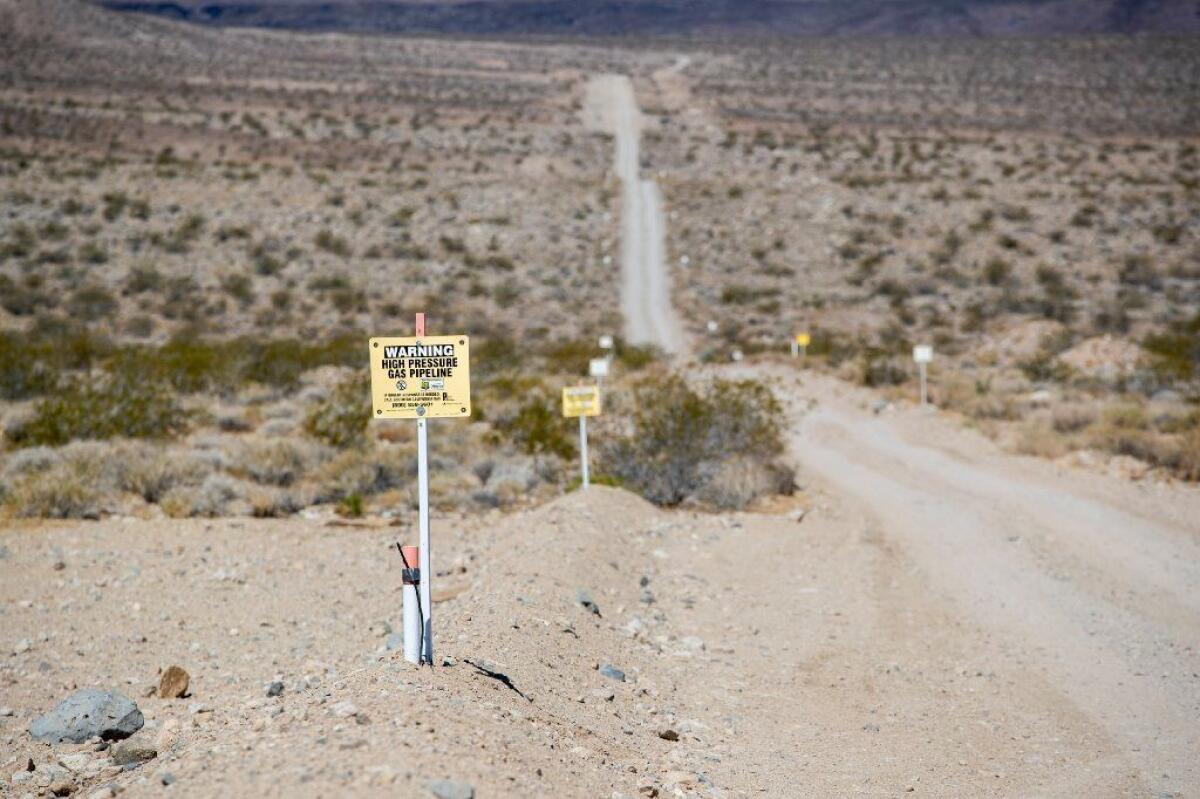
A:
562 385 601 418
369 335 471 419
795 332 811 347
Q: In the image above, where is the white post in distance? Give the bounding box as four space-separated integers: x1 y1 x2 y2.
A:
913 344 933 407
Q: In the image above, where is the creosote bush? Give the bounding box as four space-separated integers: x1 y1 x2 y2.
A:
304 373 371 448
600 376 790 507
6 378 187 447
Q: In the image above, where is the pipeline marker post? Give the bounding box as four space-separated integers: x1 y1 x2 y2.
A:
563 385 602 490
913 344 933 406
793 331 811 360
589 356 609 391
369 314 471 665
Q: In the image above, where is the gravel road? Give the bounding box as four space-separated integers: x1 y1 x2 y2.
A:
585 73 686 356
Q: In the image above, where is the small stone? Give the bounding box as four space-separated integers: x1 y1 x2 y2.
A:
59 753 92 773
0 706 14 717
384 633 404 652
187 703 212 715
331 701 359 718
265 681 284 698
155 718 180 752
14 638 32 654
590 687 616 702
369 621 392 637
109 740 157 766
427 778 475 799
661 770 697 787
158 666 189 699
87 788 116 799
159 772 176 786
576 588 601 617
50 779 74 796
599 664 626 682
658 729 679 741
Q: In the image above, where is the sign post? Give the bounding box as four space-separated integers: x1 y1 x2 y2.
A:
589 357 609 390
794 332 811 360
913 344 933 406
562 385 602 490
370 314 471 665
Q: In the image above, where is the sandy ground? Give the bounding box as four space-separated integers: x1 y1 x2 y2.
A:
3 366 1199 797
584 74 686 356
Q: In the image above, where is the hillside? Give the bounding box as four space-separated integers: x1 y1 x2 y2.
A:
94 0 1200 36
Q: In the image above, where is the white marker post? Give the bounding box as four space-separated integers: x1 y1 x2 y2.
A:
913 344 933 406
563 385 601 491
589 356 609 391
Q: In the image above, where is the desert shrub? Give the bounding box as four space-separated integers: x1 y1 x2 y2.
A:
494 394 575 460
67 285 119 321
7 378 187 447
337 492 365 518
314 229 351 257
0 332 59 399
304 373 370 447
861 348 908 387
2 459 102 519
1018 350 1073 383
600 376 785 507
1143 312 1199 382
313 447 408 502
694 457 794 510
161 474 242 518
237 439 326 486
247 486 310 518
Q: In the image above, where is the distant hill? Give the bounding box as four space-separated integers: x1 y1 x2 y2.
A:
92 0 1200 38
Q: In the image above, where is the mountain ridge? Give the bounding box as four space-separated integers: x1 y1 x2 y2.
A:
92 0 1200 37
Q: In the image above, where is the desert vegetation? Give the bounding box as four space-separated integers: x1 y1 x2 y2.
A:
635 35 1199 481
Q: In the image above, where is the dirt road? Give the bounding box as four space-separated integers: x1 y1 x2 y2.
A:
584 74 686 356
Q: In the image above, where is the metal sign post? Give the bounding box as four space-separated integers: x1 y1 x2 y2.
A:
579 415 590 490
913 344 933 407
415 314 432 664
369 314 471 666
563 385 601 490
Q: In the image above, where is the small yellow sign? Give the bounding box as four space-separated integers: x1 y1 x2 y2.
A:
369 335 471 419
562 385 601 418
795 332 811 347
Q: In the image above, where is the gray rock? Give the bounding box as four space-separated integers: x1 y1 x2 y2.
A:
428 778 475 799
384 633 404 651
30 689 144 743
599 663 626 682
577 588 601 617
265 681 284 697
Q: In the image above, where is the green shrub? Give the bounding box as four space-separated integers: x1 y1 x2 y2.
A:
7 378 187 447
600 376 785 506
1143 312 1199 382
495 394 575 461
304 373 370 448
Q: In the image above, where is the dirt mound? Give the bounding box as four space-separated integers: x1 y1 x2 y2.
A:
0 487 718 797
